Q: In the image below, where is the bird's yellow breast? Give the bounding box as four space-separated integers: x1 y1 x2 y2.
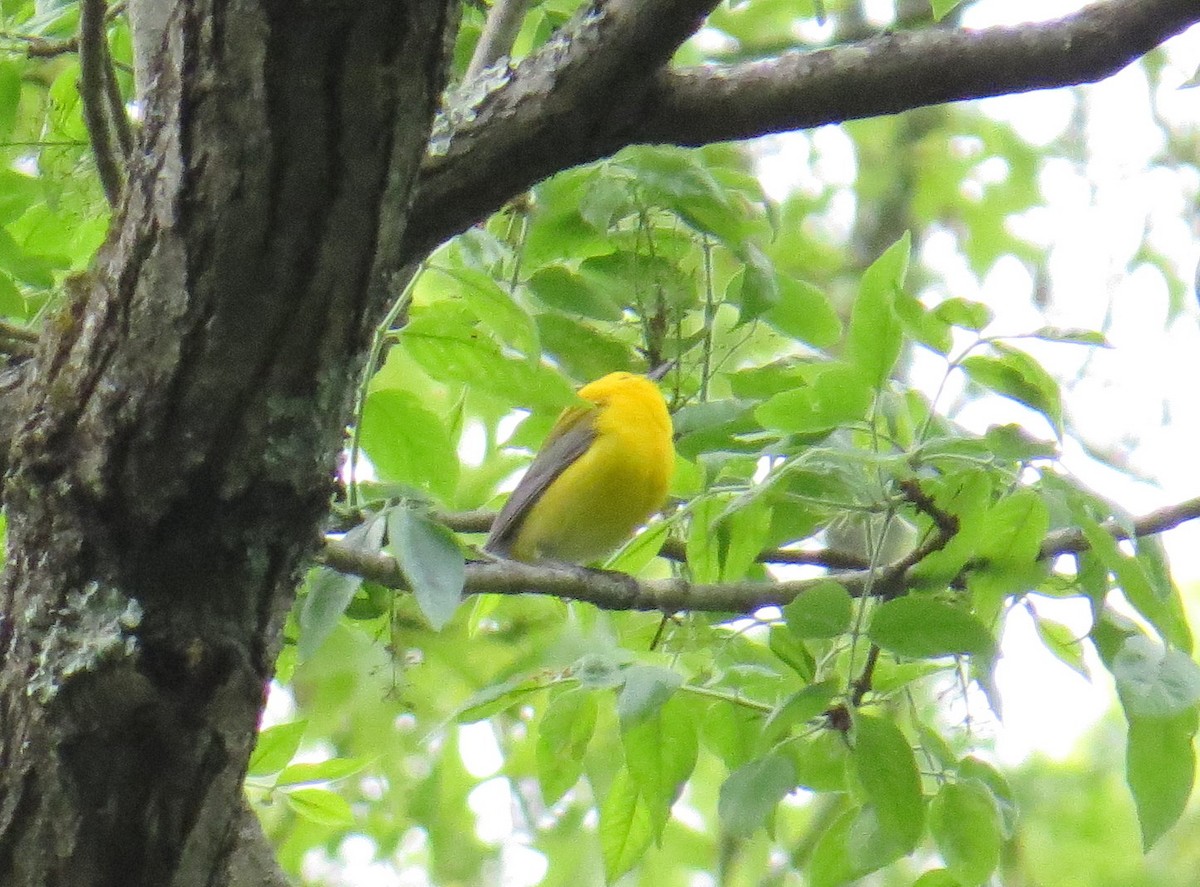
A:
509 373 673 563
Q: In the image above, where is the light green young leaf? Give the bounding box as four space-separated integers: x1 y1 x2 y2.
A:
600 767 655 883
1127 708 1198 849
929 780 1003 886
248 720 307 777
1027 326 1110 347
961 344 1062 435
622 696 698 837
783 581 853 639
930 0 964 20
359 389 459 501
870 596 995 659
754 362 873 434
764 277 843 348
276 757 369 788
537 689 599 805
387 507 464 630
935 297 992 331
846 231 910 387
851 713 924 857
718 754 796 837
284 787 355 827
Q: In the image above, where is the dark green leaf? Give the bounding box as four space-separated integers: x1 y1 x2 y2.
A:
527 264 623 321
359 389 459 500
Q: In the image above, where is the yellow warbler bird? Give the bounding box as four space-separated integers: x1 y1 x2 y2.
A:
485 369 675 564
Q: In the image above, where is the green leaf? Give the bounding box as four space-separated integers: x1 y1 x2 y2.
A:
851 713 924 859
359 388 459 500
764 277 842 348
913 870 965 887
1127 708 1198 849
386 507 464 630
895 287 953 354
929 780 1003 886
687 496 724 584
284 787 355 827
731 243 780 324
537 689 598 805
976 490 1047 566
0 61 21 139
870 596 995 659
622 696 698 837
297 567 364 660
935 297 992 331
248 720 307 777
783 581 853 639
754 362 873 434
930 0 964 20
276 757 369 787
617 665 682 728
600 767 655 883
1028 326 1110 347
1078 512 1191 651
527 264 623 321
300 513 383 659
1110 635 1200 718
718 754 796 837
810 808 867 887
846 232 909 387
759 681 839 753
439 265 539 358
961 344 1062 435
400 304 575 409
1034 615 1089 679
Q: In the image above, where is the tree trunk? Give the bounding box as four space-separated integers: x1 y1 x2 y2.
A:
0 3 454 885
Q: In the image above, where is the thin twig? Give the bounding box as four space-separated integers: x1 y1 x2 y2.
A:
78 0 123 205
465 0 530 80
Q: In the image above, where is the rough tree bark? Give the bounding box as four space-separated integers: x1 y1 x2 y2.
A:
0 2 454 885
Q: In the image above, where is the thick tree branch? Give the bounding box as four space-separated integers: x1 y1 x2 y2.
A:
402 0 1200 261
635 0 1200 145
403 0 721 260
321 493 1200 615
